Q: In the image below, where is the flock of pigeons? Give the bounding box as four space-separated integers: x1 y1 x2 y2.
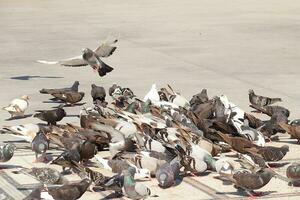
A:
1 39 300 200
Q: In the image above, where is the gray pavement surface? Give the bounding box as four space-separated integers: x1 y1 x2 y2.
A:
0 0 300 199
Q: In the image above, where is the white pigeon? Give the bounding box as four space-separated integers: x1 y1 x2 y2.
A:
2 123 39 142
143 84 160 102
94 155 151 180
2 95 29 118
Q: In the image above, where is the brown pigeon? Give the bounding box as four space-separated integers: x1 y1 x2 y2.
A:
279 123 300 143
50 91 85 106
220 168 277 197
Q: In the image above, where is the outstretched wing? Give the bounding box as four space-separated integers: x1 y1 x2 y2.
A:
37 56 88 67
94 39 118 57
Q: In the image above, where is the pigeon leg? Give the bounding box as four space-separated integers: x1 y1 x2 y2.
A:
33 152 39 163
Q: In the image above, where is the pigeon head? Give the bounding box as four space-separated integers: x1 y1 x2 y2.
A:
74 81 79 86
21 95 30 101
82 48 93 54
91 84 96 88
158 172 170 188
248 89 254 94
282 145 289 153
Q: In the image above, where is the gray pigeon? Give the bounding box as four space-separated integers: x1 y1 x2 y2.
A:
31 132 49 163
0 143 16 162
91 84 107 105
17 167 67 184
36 38 117 74
248 89 282 107
82 48 114 77
155 160 180 188
39 81 79 94
34 105 66 125
122 167 151 200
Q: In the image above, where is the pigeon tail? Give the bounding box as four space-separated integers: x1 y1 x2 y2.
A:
36 60 59 65
98 61 114 77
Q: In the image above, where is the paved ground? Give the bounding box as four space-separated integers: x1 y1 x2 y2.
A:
0 0 300 199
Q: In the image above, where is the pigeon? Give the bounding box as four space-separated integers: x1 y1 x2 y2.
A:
0 143 16 162
95 155 151 180
50 91 85 106
122 167 152 200
2 95 29 118
254 145 289 162
91 84 107 106
190 89 209 107
33 105 66 125
1 124 40 142
51 150 81 174
82 48 114 77
47 178 91 200
40 81 79 94
286 163 300 186
291 119 300 126
250 104 290 117
155 160 180 188
37 38 117 75
17 167 67 184
248 89 282 107
220 168 278 197
31 132 49 163
279 123 300 143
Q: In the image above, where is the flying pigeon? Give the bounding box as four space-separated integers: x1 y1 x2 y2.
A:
40 81 79 94
37 38 117 77
34 105 66 125
248 89 282 107
2 95 29 118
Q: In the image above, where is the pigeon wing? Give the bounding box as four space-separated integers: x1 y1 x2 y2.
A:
94 42 117 57
59 56 88 67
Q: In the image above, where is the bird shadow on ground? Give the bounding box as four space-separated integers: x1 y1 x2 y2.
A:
42 100 64 104
65 115 80 118
50 103 86 108
268 162 290 168
216 189 277 197
97 191 123 200
5 114 33 121
0 164 24 169
275 140 299 145
10 75 63 80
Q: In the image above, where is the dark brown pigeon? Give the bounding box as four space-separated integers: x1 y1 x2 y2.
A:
247 145 289 162
248 89 282 107
91 84 107 107
47 178 91 200
34 106 66 125
39 81 79 94
250 104 290 117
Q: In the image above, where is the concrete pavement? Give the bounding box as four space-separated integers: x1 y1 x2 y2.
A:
0 0 300 199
